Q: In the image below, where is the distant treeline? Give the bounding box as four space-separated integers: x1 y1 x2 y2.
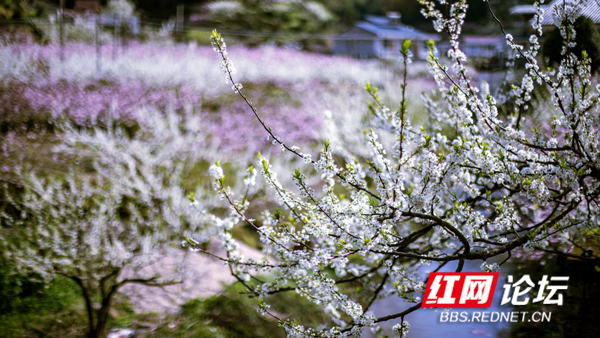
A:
38 0 534 27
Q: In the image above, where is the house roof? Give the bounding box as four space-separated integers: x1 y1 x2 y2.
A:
336 15 440 41
364 15 392 26
511 0 600 25
510 5 540 15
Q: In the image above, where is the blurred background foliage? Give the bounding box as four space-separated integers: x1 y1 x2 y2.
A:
34 0 537 30
0 269 87 338
543 15 600 74
200 0 334 33
0 0 45 19
151 283 331 338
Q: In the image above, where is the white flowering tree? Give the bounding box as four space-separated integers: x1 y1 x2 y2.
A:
190 0 600 337
0 107 216 338
104 0 136 20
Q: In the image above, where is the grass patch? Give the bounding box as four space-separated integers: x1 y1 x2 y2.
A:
186 29 215 45
150 283 330 338
0 275 88 338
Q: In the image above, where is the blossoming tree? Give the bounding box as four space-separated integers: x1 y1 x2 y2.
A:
1 108 216 338
190 0 600 336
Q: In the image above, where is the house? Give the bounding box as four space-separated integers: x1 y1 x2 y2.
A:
437 35 507 69
438 36 507 59
333 13 440 60
74 0 101 12
511 0 600 33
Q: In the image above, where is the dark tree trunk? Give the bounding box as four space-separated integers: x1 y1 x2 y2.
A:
70 276 97 337
69 274 120 338
93 295 114 338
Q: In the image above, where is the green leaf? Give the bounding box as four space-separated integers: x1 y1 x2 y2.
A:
401 39 412 55
273 208 281 220
426 39 435 50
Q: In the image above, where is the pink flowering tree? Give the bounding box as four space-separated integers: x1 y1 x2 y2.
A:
189 1 600 337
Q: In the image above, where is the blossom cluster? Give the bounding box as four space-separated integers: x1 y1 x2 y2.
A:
194 1 600 337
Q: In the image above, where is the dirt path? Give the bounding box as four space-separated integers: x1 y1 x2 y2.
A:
118 238 265 314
